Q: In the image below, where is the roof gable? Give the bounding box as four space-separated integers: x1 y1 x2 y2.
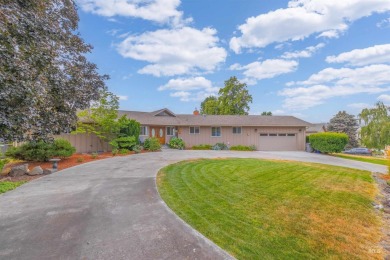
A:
151 108 176 117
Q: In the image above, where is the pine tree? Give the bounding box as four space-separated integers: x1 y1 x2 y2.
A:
327 111 359 148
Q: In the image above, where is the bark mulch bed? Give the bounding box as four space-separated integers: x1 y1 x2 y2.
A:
0 151 146 183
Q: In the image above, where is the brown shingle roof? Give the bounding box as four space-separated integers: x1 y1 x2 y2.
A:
117 109 312 127
307 123 327 133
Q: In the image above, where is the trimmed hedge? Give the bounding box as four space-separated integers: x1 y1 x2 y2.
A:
309 132 348 153
192 144 212 150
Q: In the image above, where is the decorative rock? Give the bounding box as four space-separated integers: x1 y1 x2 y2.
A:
9 164 29 177
28 166 43 176
43 168 56 175
374 204 384 210
1 167 11 176
0 177 11 182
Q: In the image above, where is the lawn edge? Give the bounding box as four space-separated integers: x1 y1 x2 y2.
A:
155 165 236 260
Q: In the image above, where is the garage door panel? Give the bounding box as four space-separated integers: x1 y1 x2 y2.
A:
259 134 298 151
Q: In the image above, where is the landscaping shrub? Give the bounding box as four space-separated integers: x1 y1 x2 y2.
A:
110 136 137 151
230 145 256 151
309 132 348 153
91 152 98 159
53 139 76 158
6 139 75 161
169 137 185 150
118 116 141 143
192 144 212 150
119 148 129 154
112 149 118 156
143 137 161 151
212 143 229 150
132 144 142 154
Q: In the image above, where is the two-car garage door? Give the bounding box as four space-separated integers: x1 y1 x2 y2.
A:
258 133 298 151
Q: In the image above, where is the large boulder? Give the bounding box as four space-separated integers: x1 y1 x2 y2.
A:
9 164 29 177
28 166 43 176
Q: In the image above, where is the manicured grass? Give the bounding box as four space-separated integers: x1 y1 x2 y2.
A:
332 153 388 166
157 159 382 259
0 181 26 194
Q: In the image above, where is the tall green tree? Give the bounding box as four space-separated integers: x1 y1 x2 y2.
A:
327 111 359 148
218 77 252 115
73 91 119 147
200 76 252 115
0 0 107 142
359 102 390 149
200 96 220 115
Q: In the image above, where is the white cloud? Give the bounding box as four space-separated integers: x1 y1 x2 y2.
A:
281 43 325 59
230 59 298 84
326 44 390 66
280 64 390 110
76 0 189 26
117 95 128 101
347 103 371 109
106 29 121 36
377 17 390 28
230 0 390 53
117 27 227 77
159 77 218 102
377 94 390 103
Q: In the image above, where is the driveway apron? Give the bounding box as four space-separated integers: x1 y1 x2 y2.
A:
0 150 386 259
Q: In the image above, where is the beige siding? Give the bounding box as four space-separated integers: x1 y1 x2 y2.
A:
178 126 305 151
54 133 111 153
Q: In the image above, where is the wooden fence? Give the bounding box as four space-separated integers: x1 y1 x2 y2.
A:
54 133 111 153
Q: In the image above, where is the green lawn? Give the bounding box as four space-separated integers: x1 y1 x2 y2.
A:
0 181 26 194
157 159 382 259
332 153 388 166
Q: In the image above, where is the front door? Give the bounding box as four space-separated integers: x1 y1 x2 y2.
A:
150 126 165 144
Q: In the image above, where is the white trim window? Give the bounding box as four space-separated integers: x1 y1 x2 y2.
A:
232 127 242 134
211 127 221 137
189 126 200 134
140 126 148 136
166 126 175 136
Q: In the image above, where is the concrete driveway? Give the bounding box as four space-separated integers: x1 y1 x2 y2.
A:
0 150 386 260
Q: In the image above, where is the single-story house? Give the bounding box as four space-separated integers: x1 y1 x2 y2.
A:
306 123 327 135
58 108 312 152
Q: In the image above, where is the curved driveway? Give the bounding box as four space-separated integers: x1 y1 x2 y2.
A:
0 150 386 259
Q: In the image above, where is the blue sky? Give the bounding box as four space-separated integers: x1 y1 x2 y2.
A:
76 0 390 122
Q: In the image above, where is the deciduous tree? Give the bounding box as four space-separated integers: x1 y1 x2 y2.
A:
73 91 119 148
200 96 219 115
218 77 252 115
359 102 390 149
261 111 272 116
200 76 252 115
0 0 108 142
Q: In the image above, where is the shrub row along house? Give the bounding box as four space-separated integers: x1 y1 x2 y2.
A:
58 108 312 153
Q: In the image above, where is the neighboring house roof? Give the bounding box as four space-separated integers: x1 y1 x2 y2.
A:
306 123 327 133
118 109 312 127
